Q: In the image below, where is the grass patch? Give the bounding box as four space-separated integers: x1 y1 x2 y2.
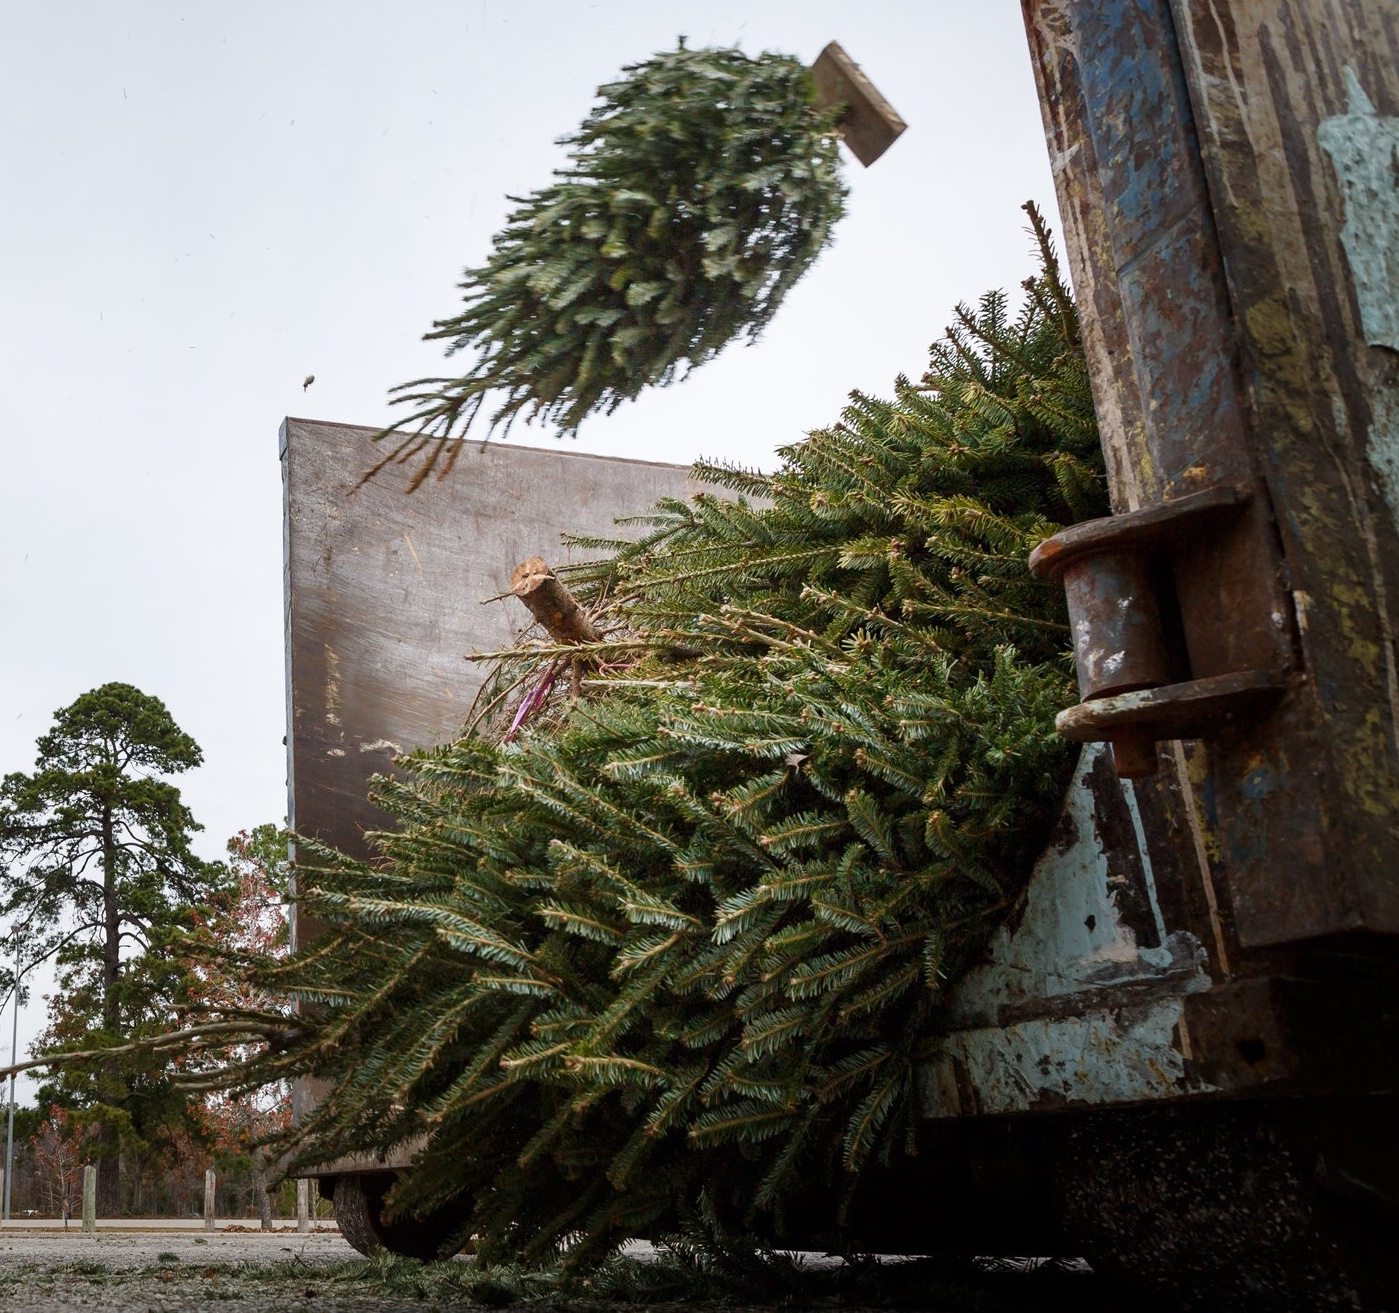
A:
313 1248 1126 1311
60 1258 110 1277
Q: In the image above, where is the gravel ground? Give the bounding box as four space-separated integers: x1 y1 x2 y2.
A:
0 1226 1114 1312
0 1230 430 1311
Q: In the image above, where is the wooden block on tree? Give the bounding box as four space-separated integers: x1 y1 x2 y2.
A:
811 41 907 167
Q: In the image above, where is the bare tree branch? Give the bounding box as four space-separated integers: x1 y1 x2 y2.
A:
0 1020 300 1082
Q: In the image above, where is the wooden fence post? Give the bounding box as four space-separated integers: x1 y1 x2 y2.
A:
204 1167 216 1232
81 1165 96 1233
296 1178 310 1233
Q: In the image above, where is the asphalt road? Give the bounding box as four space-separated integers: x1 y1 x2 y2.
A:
0 1217 334 1231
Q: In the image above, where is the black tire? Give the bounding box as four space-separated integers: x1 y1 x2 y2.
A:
331 1173 469 1261
331 1174 382 1257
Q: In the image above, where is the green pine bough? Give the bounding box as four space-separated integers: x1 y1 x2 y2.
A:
248 210 1105 1263
374 43 846 487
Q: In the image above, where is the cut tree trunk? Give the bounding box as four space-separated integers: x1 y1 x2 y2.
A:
510 558 599 644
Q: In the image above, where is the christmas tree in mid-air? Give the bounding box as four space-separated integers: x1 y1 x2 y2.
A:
375 42 850 487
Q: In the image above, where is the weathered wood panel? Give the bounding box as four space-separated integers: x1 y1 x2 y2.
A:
282 421 708 1167
281 418 700 941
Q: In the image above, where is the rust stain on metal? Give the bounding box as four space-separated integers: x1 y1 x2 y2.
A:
1166 740 1231 977
1055 672 1284 744
1162 0 1399 940
1031 484 1283 775
1060 550 1171 700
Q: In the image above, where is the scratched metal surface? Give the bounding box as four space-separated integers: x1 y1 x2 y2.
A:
924 744 1225 1117
1165 0 1399 939
1020 0 1399 947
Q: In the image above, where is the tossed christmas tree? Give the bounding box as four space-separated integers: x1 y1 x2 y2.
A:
374 42 849 486
229 208 1105 1263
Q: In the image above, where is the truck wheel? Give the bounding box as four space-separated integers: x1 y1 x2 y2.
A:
330 1174 381 1257
331 1173 469 1261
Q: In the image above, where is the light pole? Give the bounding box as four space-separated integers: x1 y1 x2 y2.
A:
4 936 20 1225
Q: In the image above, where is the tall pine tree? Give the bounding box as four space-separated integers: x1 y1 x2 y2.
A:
0 683 228 1215
232 210 1105 1263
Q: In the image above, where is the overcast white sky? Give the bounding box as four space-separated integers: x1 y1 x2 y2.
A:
0 2 1059 1099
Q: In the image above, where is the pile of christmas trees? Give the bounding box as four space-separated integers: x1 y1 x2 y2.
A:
243 212 1104 1262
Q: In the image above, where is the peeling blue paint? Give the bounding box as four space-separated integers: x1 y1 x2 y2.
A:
923 746 1212 1118
1320 68 1399 542
924 997 1210 1117
1320 69 1399 353
1075 0 1191 243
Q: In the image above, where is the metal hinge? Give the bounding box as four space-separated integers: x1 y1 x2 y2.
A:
1030 485 1288 778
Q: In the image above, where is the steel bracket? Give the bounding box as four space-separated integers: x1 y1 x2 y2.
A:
1030 484 1287 778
